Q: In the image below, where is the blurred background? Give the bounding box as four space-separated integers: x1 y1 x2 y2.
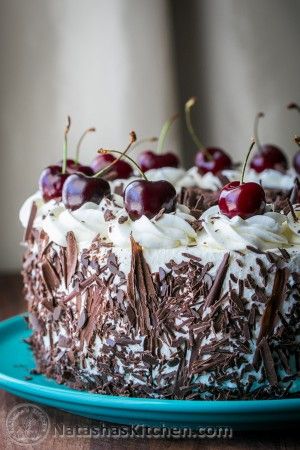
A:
1 0 300 271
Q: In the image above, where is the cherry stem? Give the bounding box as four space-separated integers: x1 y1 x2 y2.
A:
98 149 147 181
75 127 96 164
94 131 139 178
62 116 71 174
157 113 179 154
295 136 300 148
287 103 300 114
185 97 212 160
254 112 264 151
131 136 158 151
240 140 255 184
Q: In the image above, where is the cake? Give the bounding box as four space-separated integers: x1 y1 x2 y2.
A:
20 178 300 400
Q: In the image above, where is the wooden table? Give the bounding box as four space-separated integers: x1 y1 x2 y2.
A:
0 274 299 449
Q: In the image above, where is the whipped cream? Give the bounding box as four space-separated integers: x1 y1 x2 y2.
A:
285 205 300 245
246 169 295 191
19 192 123 248
198 205 289 251
108 204 197 249
110 166 240 194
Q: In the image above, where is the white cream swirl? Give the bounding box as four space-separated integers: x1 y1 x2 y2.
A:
285 205 300 245
198 205 288 251
19 192 123 248
245 168 295 190
177 167 240 191
108 204 197 249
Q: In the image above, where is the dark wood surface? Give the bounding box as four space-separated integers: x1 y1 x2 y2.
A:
0 273 299 449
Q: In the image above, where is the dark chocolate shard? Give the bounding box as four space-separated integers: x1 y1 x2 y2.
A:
66 231 78 287
257 268 288 344
24 201 37 241
78 308 88 330
260 338 278 386
127 237 157 336
41 258 60 292
204 253 230 308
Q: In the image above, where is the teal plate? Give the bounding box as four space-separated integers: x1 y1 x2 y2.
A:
0 315 299 430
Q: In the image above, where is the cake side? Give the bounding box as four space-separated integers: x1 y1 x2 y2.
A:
22 223 300 399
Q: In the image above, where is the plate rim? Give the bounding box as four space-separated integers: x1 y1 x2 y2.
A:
1 314 300 414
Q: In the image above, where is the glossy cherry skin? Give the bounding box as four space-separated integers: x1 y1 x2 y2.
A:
124 180 177 221
250 144 288 173
62 173 111 210
195 147 232 175
91 153 133 179
218 181 266 219
39 165 70 202
137 150 179 172
293 150 300 175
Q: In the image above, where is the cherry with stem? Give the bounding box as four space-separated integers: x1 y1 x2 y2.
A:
137 115 180 172
62 132 137 211
219 139 266 219
185 97 232 174
98 148 177 220
249 112 288 173
39 116 72 202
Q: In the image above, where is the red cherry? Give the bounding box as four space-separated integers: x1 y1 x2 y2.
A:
39 165 70 202
219 181 266 219
250 144 288 173
137 150 179 172
124 180 177 220
91 153 133 179
195 147 232 175
62 173 111 211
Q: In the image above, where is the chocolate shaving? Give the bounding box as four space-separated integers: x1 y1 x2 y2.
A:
259 338 278 386
257 268 288 344
204 253 230 308
41 258 60 292
78 308 88 330
24 201 37 241
65 231 78 287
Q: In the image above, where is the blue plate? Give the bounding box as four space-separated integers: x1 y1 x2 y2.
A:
0 315 299 430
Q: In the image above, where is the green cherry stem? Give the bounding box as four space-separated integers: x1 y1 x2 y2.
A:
253 112 264 151
93 131 138 178
240 140 255 184
287 103 300 114
62 116 71 174
75 127 96 164
185 97 212 160
157 113 179 154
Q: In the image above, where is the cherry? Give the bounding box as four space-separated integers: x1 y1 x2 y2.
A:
250 112 288 173
138 151 179 172
137 114 180 172
62 133 137 210
219 181 266 219
185 97 232 174
219 141 266 219
91 153 133 179
293 136 300 175
97 138 177 220
39 117 72 202
62 173 110 210
195 147 232 175
124 179 177 220
39 165 70 202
